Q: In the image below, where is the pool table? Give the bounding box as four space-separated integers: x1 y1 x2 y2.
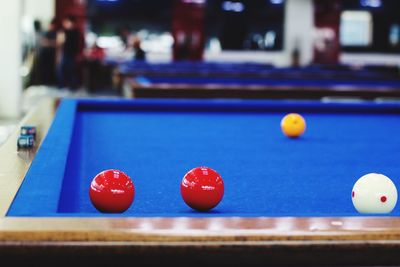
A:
116 61 274 77
126 75 400 100
2 98 400 266
115 61 397 79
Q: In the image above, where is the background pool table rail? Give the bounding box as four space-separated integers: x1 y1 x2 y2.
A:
127 77 400 100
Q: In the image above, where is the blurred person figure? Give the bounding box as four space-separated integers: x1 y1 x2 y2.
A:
133 37 145 61
83 40 108 92
37 18 58 85
57 15 83 89
175 33 192 61
28 20 43 85
118 26 132 50
85 41 105 62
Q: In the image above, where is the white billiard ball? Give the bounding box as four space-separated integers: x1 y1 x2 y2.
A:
352 173 397 214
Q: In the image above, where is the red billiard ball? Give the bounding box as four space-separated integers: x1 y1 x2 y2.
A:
180 167 224 211
89 169 135 213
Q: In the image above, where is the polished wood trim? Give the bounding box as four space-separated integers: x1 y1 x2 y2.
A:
1 217 400 242
128 78 400 100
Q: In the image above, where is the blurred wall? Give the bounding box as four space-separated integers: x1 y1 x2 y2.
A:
283 0 314 66
0 0 55 119
205 0 314 67
0 1 22 118
23 0 55 24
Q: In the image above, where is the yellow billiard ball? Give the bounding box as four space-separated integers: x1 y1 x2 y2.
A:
280 113 306 138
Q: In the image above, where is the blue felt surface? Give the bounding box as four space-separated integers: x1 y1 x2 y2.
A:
7 99 400 217
8 100 78 215
137 76 400 88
